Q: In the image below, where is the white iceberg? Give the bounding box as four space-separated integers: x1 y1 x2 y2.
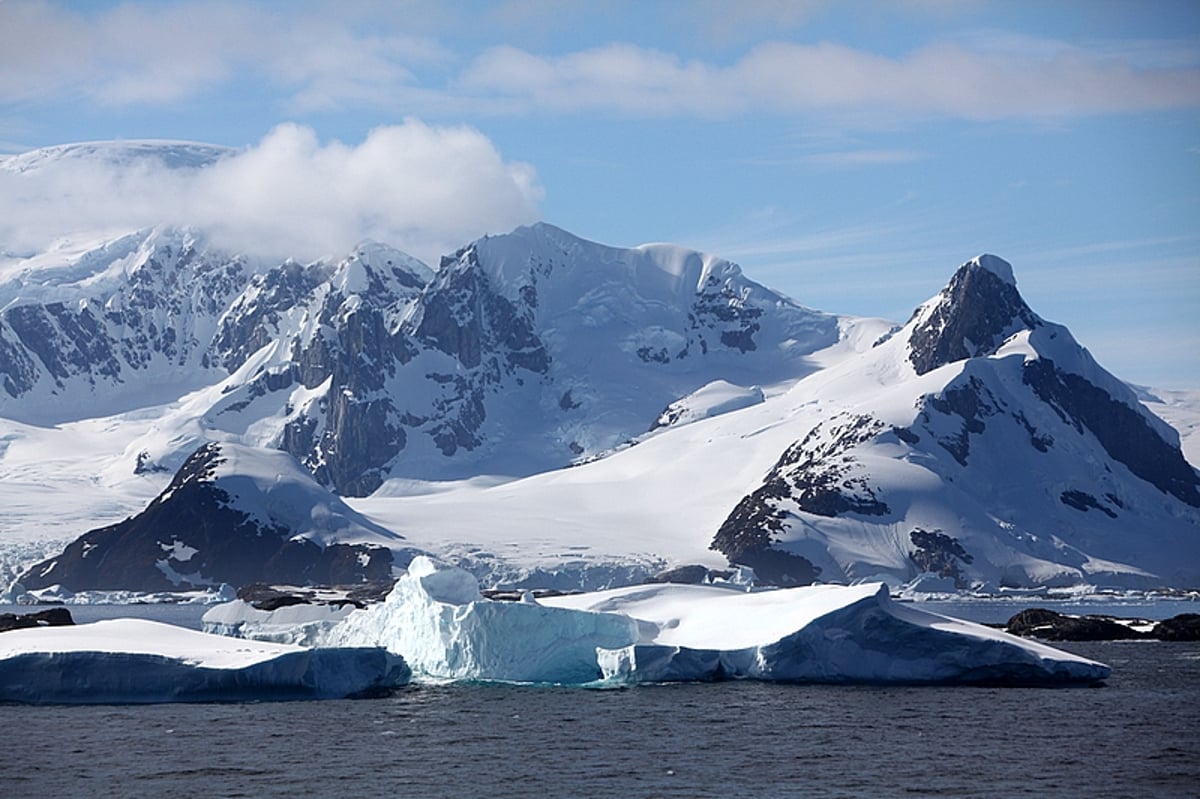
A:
202 599 360 646
0 618 409 703
307 557 1110 686
546 582 1109 685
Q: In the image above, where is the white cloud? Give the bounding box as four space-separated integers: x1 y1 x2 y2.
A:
5 2 1195 124
0 121 543 265
0 1 450 110
460 39 1200 120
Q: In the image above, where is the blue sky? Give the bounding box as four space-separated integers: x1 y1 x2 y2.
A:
1 0 1198 387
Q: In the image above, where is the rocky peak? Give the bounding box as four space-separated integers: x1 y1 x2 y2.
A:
907 255 1041 375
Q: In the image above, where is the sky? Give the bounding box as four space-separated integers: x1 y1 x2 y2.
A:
1 0 1198 388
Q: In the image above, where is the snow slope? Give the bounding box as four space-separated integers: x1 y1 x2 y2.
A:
0 618 408 703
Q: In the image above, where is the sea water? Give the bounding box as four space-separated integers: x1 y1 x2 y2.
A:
3 599 1199 798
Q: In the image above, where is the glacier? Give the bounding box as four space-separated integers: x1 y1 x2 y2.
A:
234 557 1109 686
0 618 409 704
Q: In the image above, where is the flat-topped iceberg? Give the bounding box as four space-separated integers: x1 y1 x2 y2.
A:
306 557 1108 685
0 618 409 703
545 582 1109 685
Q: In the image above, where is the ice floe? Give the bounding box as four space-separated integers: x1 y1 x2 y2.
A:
0 618 409 703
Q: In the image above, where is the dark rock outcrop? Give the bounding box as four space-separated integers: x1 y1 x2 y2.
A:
1005 608 1144 641
1006 608 1200 642
643 565 733 585
1152 613 1200 641
712 413 890 586
1 232 249 417
908 256 1041 376
908 529 973 587
0 608 75 633
18 443 400 592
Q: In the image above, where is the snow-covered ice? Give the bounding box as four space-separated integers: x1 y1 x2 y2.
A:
0 618 409 703
301 558 1109 686
548 581 1110 685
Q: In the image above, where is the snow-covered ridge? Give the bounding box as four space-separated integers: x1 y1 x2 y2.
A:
0 140 235 174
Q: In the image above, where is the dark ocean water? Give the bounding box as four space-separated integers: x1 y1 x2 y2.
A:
2 638 1198 799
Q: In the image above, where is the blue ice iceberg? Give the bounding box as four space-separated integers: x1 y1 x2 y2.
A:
326 556 638 683
0 618 409 703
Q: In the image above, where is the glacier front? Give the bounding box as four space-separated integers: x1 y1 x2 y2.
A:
307 557 1109 686
0 618 410 703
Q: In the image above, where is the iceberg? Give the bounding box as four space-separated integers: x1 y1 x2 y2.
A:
306 557 1110 686
202 599 360 646
0 618 409 704
325 557 638 683
546 583 1110 685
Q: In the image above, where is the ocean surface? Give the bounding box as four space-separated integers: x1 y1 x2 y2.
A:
2 601 1198 798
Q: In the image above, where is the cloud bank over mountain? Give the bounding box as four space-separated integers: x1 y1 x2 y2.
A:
0 121 541 265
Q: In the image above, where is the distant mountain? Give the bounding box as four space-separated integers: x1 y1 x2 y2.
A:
2 220 838 494
18 443 410 592
2 139 1198 593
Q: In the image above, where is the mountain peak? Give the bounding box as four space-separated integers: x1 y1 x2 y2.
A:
907 254 1041 375
967 253 1016 286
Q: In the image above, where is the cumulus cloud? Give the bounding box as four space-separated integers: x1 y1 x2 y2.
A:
459 39 1200 120
0 121 543 265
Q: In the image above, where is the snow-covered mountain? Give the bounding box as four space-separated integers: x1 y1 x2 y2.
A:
711 255 1200 588
17 443 407 592
2 140 1197 593
3 220 838 494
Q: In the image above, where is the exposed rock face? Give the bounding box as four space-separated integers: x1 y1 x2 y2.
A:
642 564 733 585
1023 358 1200 508
18 443 401 592
3 222 841 498
908 255 1041 376
712 413 889 586
0 230 250 417
908 529 974 587
234 245 429 496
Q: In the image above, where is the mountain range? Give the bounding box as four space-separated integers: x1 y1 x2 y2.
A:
2 141 1197 592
